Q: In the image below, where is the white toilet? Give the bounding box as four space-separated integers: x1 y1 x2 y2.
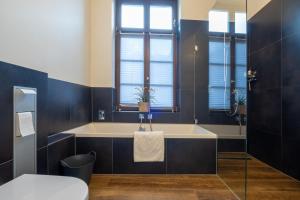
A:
0 174 88 200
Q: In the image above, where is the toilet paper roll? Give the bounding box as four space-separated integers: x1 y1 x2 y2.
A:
16 112 35 137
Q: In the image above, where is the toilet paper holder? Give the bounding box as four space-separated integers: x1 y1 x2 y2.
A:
13 86 37 178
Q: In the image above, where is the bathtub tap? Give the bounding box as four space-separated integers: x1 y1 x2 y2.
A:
138 114 146 131
148 113 153 131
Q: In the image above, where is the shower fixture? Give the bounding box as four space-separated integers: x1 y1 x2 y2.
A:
247 69 257 91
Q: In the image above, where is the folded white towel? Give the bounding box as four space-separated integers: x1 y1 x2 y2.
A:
134 131 164 162
16 112 35 137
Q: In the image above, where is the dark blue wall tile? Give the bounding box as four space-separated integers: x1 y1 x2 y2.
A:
282 32 300 87
283 0 300 37
37 146 48 175
248 41 281 90
92 87 113 122
0 61 48 162
248 88 282 135
48 135 75 175
47 79 91 135
218 139 246 152
248 0 282 53
76 137 113 174
113 138 166 174
248 129 282 170
166 139 216 174
0 160 13 186
282 86 300 180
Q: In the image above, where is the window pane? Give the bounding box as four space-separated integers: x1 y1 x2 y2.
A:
150 37 173 61
235 40 247 65
236 67 247 88
151 86 173 107
209 65 231 87
209 38 231 110
121 5 144 29
209 39 230 64
150 62 173 85
209 88 231 110
235 12 247 34
120 84 143 105
120 35 144 105
209 11 229 33
121 36 144 60
121 61 144 84
150 6 173 30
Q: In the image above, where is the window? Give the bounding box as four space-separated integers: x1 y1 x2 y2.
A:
208 10 247 110
235 39 247 100
235 12 247 34
209 38 231 110
209 10 229 33
116 0 177 111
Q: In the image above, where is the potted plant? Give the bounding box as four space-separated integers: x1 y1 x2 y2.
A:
233 89 247 115
135 86 155 112
237 96 247 115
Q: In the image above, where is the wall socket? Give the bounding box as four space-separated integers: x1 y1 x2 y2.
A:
98 110 105 121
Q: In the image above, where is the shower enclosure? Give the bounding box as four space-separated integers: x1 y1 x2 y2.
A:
193 0 248 199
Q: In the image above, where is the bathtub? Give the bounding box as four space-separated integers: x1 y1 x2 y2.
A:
63 123 217 174
64 123 217 139
200 124 246 152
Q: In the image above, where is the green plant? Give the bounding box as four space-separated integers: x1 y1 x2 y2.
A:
134 86 155 103
233 89 246 105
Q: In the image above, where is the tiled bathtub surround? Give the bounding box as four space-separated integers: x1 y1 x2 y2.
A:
72 123 217 174
248 0 300 180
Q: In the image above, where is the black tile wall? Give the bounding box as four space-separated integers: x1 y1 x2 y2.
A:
0 61 92 184
218 139 245 152
48 134 75 175
282 86 300 179
282 0 300 37
47 78 91 135
76 137 113 174
248 0 300 180
0 61 48 163
282 32 300 87
0 161 13 186
92 87 114 122
37 147 48 175
248 0 282 53
166 139 216 174
113 138 166 174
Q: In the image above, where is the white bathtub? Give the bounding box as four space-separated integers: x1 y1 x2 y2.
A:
64 123 217 139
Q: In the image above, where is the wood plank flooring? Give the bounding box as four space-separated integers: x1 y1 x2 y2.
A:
218 153 300 200
89 154 300 200
89 175 237 200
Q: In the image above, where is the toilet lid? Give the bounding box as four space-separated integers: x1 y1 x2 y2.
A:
0 174 88 200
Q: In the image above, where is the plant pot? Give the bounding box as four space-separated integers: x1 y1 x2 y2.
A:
238 105 247 115
138 102 149 112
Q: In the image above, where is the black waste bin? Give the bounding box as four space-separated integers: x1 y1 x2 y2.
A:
61 151 96 184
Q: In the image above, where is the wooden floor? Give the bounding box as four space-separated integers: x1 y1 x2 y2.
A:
89 154 300 200
89 175 237 200
218 153 300 200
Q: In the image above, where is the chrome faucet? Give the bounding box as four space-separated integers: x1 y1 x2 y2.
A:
138 114 145 131
148 113 153 131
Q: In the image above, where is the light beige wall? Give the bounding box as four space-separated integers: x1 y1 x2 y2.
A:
247 0 271 20
90 0 115 87
180 0 216 20
0 0 90 86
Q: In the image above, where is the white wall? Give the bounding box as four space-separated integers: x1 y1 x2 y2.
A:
0 0 90 86
90 0 115 87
